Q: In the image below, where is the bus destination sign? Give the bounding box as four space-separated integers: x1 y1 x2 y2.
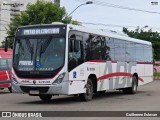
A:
23 28 60 35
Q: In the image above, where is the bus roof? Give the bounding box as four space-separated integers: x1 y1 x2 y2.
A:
67 24 152 46
0 48 12 58
17 23 151 46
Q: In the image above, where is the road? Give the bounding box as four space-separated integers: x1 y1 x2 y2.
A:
0 80 160 119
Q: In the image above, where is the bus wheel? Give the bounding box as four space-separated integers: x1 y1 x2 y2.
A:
8 87 12 93
79 78 93 101
123 76 137 94
39 95 52 101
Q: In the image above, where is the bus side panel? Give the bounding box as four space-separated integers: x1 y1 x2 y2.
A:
144 64 153 83
138 64 153 86
98 62 137 91
98 62 109 91
68 62 99 95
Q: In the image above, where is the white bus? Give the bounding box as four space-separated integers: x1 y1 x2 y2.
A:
5 23 153 101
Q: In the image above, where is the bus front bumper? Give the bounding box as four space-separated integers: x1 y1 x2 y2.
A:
12 82 69 95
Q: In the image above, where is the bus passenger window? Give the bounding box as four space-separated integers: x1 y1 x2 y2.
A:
0 59 8 70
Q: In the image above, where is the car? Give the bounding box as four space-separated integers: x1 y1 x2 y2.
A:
0 48 12 92
154 61 160 73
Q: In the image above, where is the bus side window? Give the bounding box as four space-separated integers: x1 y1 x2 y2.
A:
73 40 81 59
69 39 73 53
74 40 80 52
0 59 8 70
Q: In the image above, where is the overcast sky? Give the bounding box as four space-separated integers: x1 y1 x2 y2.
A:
61 0 160 32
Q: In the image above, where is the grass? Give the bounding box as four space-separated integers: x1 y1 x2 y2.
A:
154 72 160 77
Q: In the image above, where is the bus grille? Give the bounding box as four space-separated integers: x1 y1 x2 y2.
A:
20 86 49 93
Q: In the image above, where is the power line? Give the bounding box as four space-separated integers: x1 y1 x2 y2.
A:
81 22 160 30
81 22 136 28
75 0 160 15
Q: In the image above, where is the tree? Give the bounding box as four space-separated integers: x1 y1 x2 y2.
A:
123 27 160 61
3 0 77 48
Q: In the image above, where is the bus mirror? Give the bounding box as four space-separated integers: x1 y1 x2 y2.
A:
4 38 8 52
4 35 15 52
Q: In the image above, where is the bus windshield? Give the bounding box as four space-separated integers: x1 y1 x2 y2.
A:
13 36 65 72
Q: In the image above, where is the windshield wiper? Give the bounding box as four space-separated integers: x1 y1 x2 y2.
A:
37 36 52 63
40 36 52 54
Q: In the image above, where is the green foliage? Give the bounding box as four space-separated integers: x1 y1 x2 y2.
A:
123 27 160 61
4 0 74 48
154 72 160 77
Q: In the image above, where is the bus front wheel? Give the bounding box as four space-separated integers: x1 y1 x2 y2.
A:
39 95 52 101
79 78 93 101
123 76 138 94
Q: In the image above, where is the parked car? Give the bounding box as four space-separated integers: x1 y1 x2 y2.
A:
154 61 160 73
0 48 12 92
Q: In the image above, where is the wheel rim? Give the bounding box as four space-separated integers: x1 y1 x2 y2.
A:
133 78 137 92
86 84 91 96
85 82 93 96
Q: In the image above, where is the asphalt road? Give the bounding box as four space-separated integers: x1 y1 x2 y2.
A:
0 80 160 120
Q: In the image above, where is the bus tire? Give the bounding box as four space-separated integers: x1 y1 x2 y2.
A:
123 76 137 94
8 87 12 93
39 95 52 101
79 78 93 101
98 91 106 94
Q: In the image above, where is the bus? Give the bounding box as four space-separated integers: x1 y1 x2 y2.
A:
5 23 153 101
0 48 12 92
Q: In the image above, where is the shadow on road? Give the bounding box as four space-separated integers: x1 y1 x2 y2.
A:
17 90 148 105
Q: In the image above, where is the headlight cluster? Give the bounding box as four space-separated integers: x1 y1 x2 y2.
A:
12 74 19 84
52 72 65 85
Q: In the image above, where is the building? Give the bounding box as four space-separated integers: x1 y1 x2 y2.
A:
0 0 60 45
0 0 10 45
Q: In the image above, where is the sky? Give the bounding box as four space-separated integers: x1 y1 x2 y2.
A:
61 0 160 32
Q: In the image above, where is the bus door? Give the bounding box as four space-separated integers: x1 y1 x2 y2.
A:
68 33 84 72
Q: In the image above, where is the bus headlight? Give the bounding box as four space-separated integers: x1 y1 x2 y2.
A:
52 72 65 85
12 74 19 84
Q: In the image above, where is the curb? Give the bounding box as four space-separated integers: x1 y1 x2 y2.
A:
154 76 160 80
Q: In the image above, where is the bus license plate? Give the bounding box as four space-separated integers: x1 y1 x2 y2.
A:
29 90 39 95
